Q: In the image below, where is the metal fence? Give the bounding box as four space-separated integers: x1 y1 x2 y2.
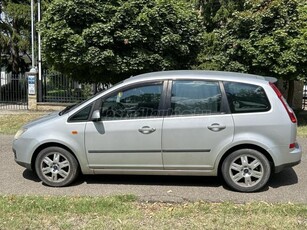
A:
0 72 28 110
42 71 93 103
303 82 307 110
1 70 307 111
37 73 307 110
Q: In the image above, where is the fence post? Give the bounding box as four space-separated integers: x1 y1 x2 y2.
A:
26 68 38 110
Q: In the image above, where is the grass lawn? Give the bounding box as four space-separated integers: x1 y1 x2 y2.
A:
297 111 307 137
298 126 307 137
1 195 307 229
0 113 46 135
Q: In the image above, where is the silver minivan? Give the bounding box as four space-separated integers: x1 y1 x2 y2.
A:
13 71 302 192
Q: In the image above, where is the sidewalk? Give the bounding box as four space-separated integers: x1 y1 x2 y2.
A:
0 109 50 115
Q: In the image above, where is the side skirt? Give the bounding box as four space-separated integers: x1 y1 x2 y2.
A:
90 169 217 176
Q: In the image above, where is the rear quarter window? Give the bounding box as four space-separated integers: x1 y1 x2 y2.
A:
223 82 270 113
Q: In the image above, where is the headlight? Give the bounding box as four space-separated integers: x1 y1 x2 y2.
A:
14 128 27 140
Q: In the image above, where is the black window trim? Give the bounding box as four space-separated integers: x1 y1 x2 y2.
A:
219 81 231 114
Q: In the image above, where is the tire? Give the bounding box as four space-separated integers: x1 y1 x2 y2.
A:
221 149 271 192
35 147 79 187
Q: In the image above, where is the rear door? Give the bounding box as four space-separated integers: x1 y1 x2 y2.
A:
162 80 234 170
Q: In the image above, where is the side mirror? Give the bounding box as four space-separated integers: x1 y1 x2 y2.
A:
91 110 101 122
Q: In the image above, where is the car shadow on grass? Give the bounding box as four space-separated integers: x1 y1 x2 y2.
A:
81 167 298 192
22 169 41 182
22 167 298 191
268 168 298 188
22 169 222 188
81 174 222 188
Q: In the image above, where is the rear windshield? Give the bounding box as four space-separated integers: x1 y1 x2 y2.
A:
223 82 271 113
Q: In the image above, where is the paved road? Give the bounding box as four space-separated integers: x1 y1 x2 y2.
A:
1 134 306 203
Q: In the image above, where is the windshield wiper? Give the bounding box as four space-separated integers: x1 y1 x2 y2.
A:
59 104 77 116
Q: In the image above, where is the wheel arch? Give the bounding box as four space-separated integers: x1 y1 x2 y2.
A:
31 142 80 173
217 144 275 177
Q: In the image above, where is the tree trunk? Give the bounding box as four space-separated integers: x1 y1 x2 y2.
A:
287 79 295 108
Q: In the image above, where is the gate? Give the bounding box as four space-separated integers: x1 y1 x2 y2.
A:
0 72 28 110
42 70 93 103
303 82 307 110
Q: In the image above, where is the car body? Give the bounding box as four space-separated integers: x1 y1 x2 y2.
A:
13 70 302 192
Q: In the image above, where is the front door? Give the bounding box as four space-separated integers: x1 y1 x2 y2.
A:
85 82 164 169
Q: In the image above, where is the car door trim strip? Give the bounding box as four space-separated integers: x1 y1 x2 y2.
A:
163 149 211 153
88 150 161 153
88 149 211 153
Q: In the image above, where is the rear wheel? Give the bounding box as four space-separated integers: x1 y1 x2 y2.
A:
35 147 79 187
221 149 271 192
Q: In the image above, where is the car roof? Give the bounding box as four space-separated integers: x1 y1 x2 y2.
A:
123 70 277 85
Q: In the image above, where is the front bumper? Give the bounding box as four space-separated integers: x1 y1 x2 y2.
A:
13 148 32 170
12 137 38 171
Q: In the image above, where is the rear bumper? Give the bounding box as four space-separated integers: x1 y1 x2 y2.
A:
274 160 301 173
273 141 302 173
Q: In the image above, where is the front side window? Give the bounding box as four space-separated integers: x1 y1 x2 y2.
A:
100 83 163 119
69 104 93 122
171 80 222 116
224 82 270 113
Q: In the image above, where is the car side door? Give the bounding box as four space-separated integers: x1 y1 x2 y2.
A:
162 80 234 170
84 81 166 170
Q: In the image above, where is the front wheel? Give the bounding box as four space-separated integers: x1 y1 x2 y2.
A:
221 149 271 192
35 147 79 187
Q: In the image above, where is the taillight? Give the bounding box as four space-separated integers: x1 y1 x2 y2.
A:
269 82 297 123
289 143 296 149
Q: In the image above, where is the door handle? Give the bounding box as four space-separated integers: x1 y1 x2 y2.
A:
138 126 156 134
207 123 226 132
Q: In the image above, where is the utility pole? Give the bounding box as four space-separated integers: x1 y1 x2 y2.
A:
37 0 42 102
31 0 35 69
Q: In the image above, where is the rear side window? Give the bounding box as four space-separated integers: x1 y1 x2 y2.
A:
171 80 222 116
224 82 270 113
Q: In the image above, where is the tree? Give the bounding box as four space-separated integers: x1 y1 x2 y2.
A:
40 0 201 83
189 0 245 32
0 0 31 77
196 0 307 106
